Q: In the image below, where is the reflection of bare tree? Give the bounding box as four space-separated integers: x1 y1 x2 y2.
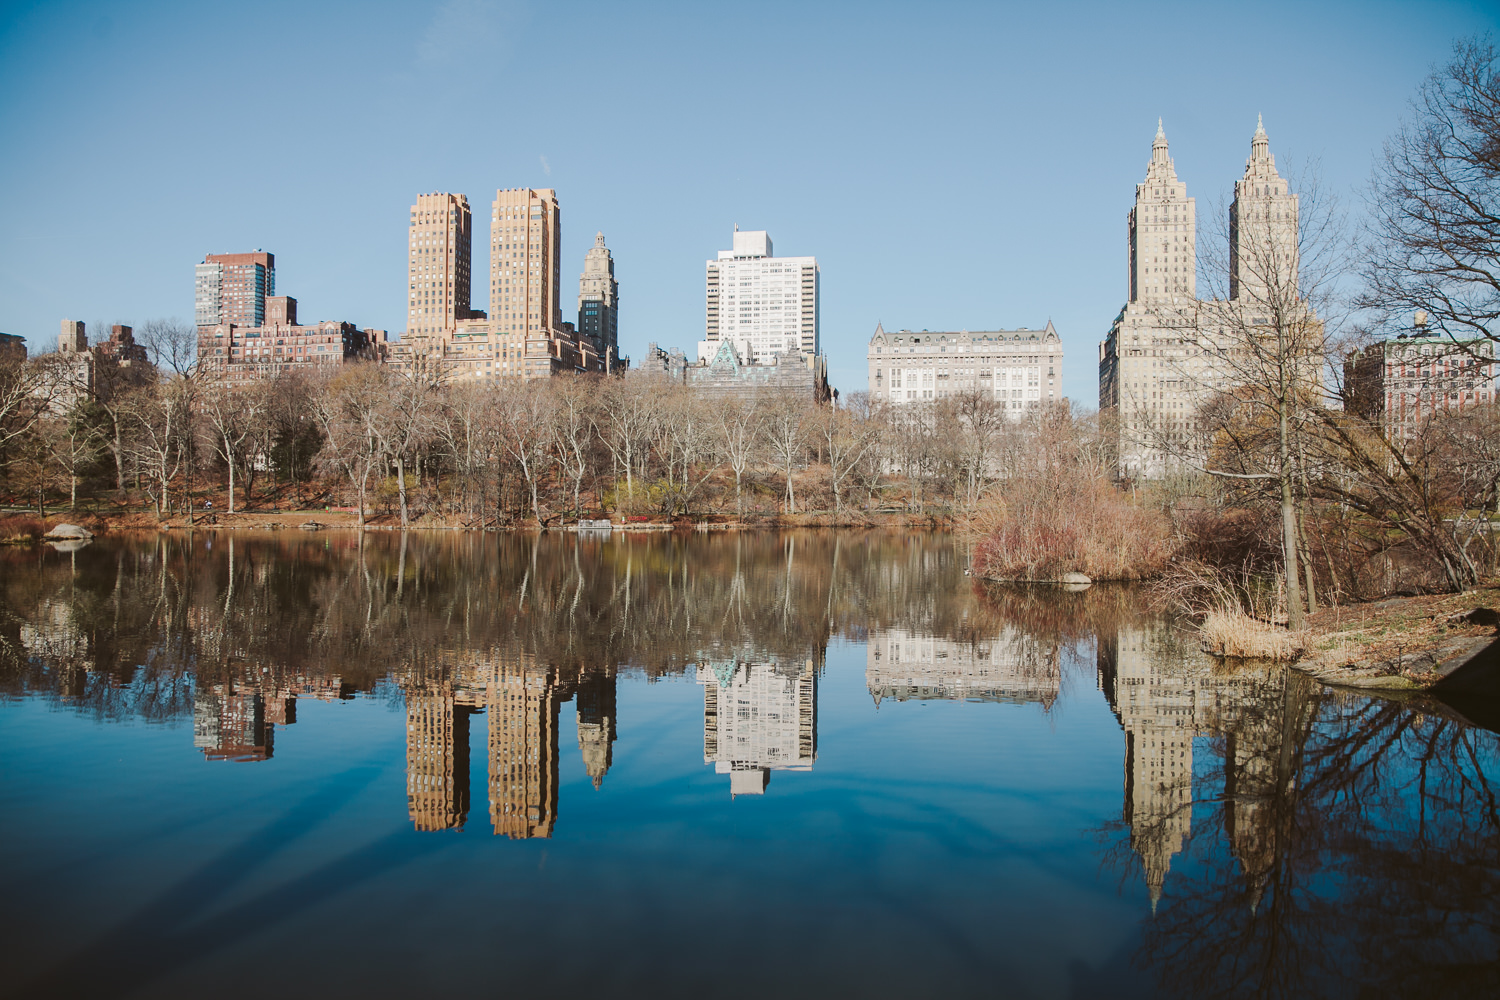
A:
1096 622 1500 999
0 530 988 723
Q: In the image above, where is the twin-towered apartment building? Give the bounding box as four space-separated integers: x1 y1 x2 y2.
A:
390 187 621 380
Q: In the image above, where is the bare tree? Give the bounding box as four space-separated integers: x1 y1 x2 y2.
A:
1363 37 1500 352
495 381 555 525
950 388 1008 509
761 390 810 514
713 392 763 517
372 370 438 527
549 375 596 521
200 373 264 514
593 376 659 503
311 366 385 529
0 353 62 471
437 380 496 524
809 401 876 512
41 402 106 509
128 376 193 518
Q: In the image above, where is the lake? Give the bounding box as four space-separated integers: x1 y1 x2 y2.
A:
1 530 1496 999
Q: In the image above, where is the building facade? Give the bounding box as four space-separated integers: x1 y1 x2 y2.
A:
866 322 1062 411
54 320 148 401
0 332 24 361
865 627 1061 708
1344 322 1497 429
195 251 275 329
392 187 607 381
407 192 476 337
704 229 819 365
1099 118 1310 478
198 293 385 377
634 339 831 402
577 232 620 371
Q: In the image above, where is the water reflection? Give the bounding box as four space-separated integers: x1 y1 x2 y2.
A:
1 532 1497 997
866 627 1060 707
700 657 818 795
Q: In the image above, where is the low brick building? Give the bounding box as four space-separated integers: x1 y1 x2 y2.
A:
197 296 385 378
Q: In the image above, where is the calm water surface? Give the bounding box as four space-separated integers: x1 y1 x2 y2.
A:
1 531 1497 999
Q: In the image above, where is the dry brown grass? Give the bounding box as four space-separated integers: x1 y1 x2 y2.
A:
0 514 46 544
1199 607 1307 661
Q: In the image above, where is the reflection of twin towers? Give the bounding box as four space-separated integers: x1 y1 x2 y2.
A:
403 658 617 836
1098 626 1286 910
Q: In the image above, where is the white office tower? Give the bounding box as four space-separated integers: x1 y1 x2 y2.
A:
702 229 819 365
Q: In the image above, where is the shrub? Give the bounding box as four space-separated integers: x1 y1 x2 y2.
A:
969 470 1173 581
0 514 46 544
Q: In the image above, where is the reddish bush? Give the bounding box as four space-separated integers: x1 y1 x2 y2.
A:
970 471 1173 581
0 515 46 542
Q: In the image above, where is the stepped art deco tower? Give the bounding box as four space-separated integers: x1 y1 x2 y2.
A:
577 232 619 371
1128 119 1197 305
1229 114 1299 306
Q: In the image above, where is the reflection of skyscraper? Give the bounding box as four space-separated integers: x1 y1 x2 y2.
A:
699 658 817 796
193 685 274 762
487 661 561 838
405 682 473 831
1102 627 1198 910
1100 625 1287 910
865 627 1060 707
575 669 617 790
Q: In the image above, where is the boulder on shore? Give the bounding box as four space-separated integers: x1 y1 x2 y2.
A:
43 524 93 539
983 571 1093 589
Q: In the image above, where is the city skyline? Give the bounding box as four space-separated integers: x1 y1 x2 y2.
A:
2 1 1493 402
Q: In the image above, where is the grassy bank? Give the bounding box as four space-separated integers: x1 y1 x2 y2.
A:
1200 583 1500 689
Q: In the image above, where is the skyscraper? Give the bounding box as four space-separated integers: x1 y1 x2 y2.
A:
1229 115 1298 305
405 681 473 832
1128 121 1197 304
704 229 819 365
487 660 561 838
1099 118 1307 478
698 658 817 797
577 232 619 370
392 186 603 380
489 188 560 337
195 251 274 328
407 193 474 336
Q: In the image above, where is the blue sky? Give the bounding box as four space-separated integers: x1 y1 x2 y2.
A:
2 0 1496 401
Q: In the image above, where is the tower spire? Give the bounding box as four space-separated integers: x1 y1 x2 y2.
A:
1251 114 1270 161
1152 118 1170 164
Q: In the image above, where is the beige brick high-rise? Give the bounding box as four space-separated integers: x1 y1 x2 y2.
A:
407 193 474 336
393 186 602 381
489 188 560 335
1130 121 1196 304
1099 118 1307 478
1230 115 1298 307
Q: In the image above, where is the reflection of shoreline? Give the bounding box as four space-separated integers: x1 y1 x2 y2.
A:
866 628 1060 709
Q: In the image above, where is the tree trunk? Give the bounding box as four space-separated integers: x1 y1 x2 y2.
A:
225 434 237 515
1279 440 1304 629
396 455 410 527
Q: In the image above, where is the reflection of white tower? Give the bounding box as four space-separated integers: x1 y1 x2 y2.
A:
1108 626 1197 911
865 627 1060 707
698 659 817 796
